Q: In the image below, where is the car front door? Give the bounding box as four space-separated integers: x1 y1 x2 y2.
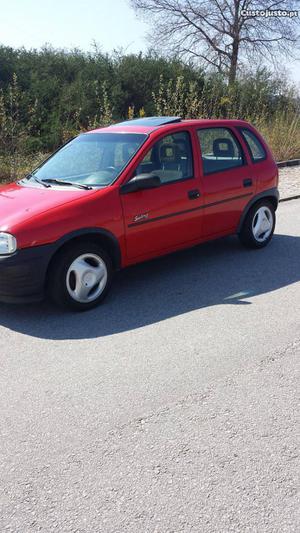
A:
196 126 255 237
120 129 204 261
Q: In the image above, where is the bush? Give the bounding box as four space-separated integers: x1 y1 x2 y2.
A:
256 111 300 161
0 46 299 183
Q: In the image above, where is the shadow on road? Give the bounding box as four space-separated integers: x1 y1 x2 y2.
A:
0 233 299 340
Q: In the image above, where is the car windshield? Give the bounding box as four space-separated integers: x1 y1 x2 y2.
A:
32 132 147 187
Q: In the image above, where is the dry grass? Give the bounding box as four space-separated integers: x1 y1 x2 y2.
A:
255 112 300 162
1 111 299 186
0 152 47 184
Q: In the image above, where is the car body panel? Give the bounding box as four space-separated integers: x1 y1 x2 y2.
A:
29 190 123 255
120 125 205 259
194 125 256 237
0 182 92 232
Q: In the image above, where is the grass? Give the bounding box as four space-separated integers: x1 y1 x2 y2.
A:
0 152 47 184
255 113 300 162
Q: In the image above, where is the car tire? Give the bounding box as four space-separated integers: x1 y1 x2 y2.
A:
238 200 276 249
48 241 113 311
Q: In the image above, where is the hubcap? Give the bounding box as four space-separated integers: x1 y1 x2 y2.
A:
66 253 108 303
252 206 273 242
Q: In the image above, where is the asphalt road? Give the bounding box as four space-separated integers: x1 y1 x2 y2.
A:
0 199 299 533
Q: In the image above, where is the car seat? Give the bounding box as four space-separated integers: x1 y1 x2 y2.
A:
213 138 235 159
154 143 183 182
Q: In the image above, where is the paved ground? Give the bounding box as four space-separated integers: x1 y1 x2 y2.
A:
279 166 300 199
0 200 299 533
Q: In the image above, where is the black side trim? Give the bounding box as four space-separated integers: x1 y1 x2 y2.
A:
128 193 253 228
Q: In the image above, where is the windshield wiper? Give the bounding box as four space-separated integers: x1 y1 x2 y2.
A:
42 178 92 190
25 173 51 188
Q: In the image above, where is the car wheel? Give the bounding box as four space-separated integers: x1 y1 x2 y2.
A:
48 242 113 311
238 200 276 249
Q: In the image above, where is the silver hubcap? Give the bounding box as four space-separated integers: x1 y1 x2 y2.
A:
66 253 108 303
252 206 273 242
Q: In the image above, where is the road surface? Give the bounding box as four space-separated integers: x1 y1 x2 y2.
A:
1 199 299 532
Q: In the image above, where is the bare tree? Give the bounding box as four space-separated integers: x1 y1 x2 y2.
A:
131 0 300 84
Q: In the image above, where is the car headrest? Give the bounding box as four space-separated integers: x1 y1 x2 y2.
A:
159 143 180 163
213 138 234 158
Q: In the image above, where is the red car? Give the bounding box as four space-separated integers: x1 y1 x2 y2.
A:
0 116 278 310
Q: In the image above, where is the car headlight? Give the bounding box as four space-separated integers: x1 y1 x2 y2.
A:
0 233 17 255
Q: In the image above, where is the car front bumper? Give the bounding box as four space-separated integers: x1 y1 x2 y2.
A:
0 244 55 303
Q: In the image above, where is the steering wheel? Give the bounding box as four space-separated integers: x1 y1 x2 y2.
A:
104 166 116 172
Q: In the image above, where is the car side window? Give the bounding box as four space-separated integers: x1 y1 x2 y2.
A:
135 131 193 184
239 128 266 162
197 127 244 175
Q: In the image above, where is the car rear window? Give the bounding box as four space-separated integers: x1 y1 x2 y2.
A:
239 128 266 162
197 127 244 175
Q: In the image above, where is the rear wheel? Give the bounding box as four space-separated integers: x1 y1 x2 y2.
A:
48 242 113 311
238 200 276 249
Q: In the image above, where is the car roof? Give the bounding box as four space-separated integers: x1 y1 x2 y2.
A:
88 116 251 135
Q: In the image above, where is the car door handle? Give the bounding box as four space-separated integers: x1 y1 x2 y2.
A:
188 189 201 200
243 178 253 188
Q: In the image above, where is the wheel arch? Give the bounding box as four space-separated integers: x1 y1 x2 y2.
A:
237 188 279 233
46 228 121 279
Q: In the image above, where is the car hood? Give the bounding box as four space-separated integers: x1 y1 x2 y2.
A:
0 182 97 231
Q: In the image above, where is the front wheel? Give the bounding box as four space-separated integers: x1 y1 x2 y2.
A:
48 242 113 311
238 201 276 249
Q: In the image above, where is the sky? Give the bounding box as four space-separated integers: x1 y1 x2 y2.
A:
0 0 299 84
0 0 148 54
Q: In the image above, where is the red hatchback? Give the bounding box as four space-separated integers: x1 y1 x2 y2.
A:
0 117 278 310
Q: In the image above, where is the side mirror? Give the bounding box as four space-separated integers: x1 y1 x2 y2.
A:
120 173 161 194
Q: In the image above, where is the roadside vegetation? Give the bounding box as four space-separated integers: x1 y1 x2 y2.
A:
0 45 299 183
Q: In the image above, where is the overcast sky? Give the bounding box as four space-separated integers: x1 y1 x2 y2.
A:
0 0 299 85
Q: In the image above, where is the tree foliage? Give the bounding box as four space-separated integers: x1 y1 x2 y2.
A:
0 44 299 180
0 45 201 152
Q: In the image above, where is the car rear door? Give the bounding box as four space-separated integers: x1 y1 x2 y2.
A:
196 126 255 237
120 129 204 261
